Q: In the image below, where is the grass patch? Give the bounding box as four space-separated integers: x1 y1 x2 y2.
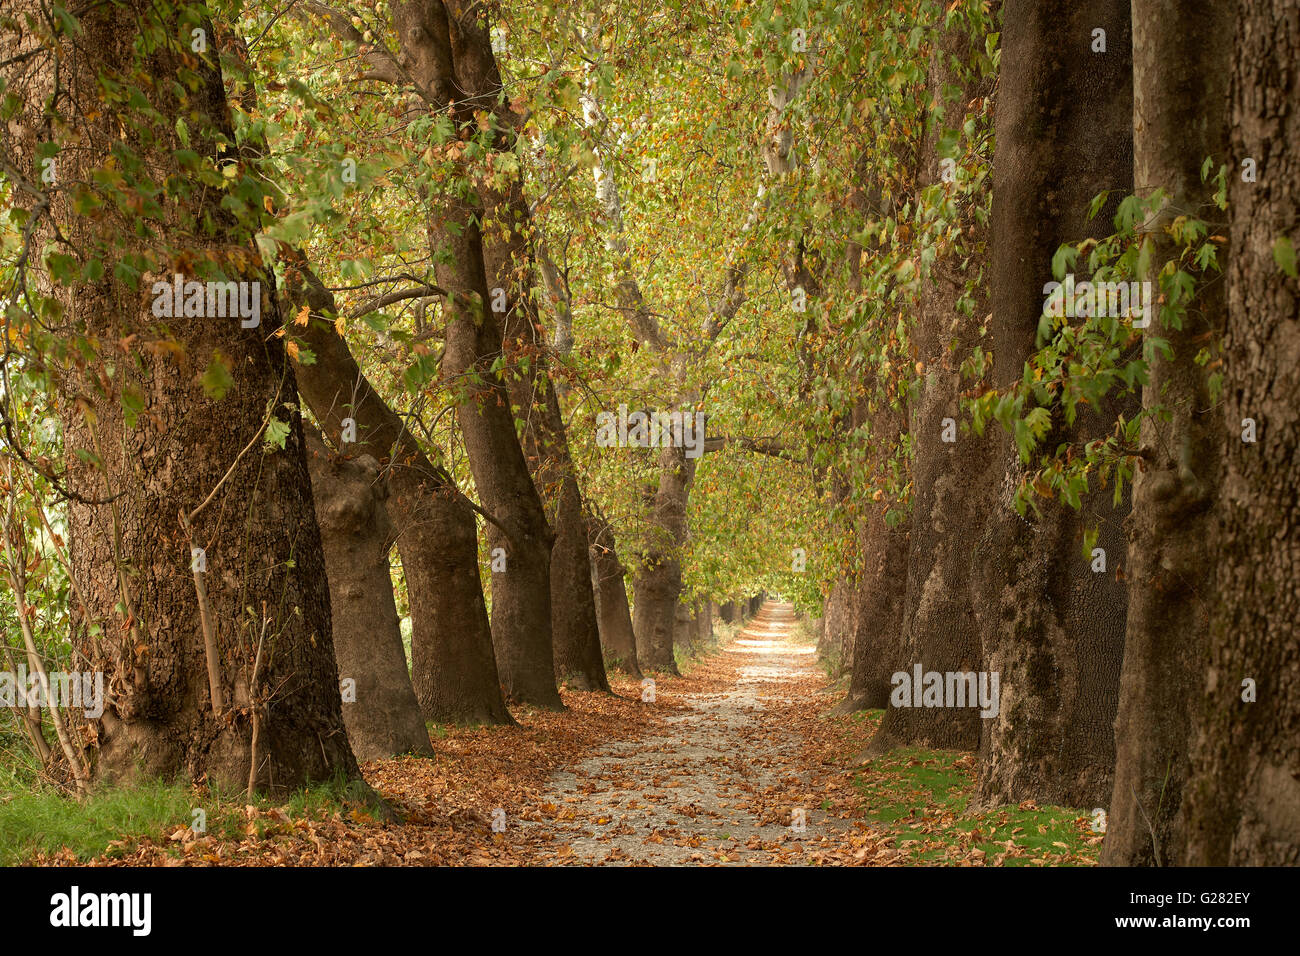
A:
0 764 374 865
852 747 1100 866
0 777 224 865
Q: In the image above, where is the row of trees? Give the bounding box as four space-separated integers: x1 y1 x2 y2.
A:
810 0 1297 866
2 0 1295 868
0 0 782 791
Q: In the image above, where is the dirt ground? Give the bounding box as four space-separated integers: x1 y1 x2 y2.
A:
521 601 852 864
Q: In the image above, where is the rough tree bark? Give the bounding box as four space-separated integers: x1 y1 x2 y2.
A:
588 510 641 677
283 258 511 726
381 0 562 709
673 601 697 657
633 445 697 673
697 600 714 646
817 577 854 677
1184 0 1300 866
972 0 1133 809
843 396 911 719
6 1 357 790
869 10 996 751
304 432 433 760
444 0 609 692
1102 0 1231 866
836 127 915 720
433 197 561 709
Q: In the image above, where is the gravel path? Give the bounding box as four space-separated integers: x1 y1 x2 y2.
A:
528 600 841 865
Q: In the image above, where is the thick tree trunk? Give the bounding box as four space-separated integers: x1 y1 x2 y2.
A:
633 446 696 673
445 0 608 694
972 0 1133 809
304 433 433 761
869 13 996 751
369 0 559 709
697 601 714 645
817 578 853 676
547 474 609 690
1184 0 1300 866
481 205 607 692
283 259 511 726
844 397 911 719
434 199 561 710
10 2 357 790
673 602 697 656
1102 0 1231 866
588 512 641 677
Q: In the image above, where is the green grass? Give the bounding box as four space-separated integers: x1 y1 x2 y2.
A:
0 777 221 865
0 761 374 865
851 745 1099 865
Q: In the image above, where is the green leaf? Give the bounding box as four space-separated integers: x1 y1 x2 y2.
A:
46 252 80 285
121 385 146 428
1024 405 1052 440
265 417 290 449
201 352 235 400
1051 245 1078 281
1272 236 1297 278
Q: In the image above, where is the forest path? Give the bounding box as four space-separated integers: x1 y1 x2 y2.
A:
523 600 850 864
72 599 893 867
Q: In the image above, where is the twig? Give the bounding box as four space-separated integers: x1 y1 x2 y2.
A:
246 609 269 797
180 510 224 717
0 505 89 796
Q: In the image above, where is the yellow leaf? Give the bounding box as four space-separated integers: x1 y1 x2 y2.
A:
75 397 97 426
295 304 310 326
287 340 300 362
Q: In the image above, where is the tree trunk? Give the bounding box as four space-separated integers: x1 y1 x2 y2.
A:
588 511 642 677
367 0 559 709
868 12 996 751
1184 0 1300 866
9 1 357 791
844 397 911 719
816 578 852 676
480 196 607 693
633 446 696 673
817 445 857 680
547 473 610 690
972 0 1133 810
283 258 511 726
1102 0 1232 866
304 432 433 761
444 0 609 694
673 602 697 656
698 601 714 645
433 194 562 710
